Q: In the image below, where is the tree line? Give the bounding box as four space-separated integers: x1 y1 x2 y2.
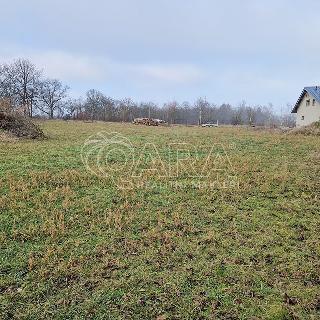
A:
0 58 295 126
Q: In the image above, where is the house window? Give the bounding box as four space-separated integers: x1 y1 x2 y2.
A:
306 100 310 106
312 99 316 106
301 116 305 120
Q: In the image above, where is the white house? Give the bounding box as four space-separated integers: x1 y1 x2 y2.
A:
292 86 320 127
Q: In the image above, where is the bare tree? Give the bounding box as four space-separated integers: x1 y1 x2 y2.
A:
138 101 157 119
102 97 115 121
281 103 295 127
0 64 9 99
120 98 136 122
195 97 210 125
63 98 84 119
263 103 275 127
164 101 178 125
85 89 106 121
246 106 257 125
37 79 69 119
3 59 42 116
0 64 17 104
217 103 233 124
0 58 289 125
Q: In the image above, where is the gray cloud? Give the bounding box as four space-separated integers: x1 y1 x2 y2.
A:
1 0 320 107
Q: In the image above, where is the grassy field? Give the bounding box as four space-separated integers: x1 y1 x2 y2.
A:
0 121 319 319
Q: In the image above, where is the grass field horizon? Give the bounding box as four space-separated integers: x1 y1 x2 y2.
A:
1 120 319 319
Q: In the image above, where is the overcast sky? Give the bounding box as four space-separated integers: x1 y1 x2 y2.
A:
1 0 320 110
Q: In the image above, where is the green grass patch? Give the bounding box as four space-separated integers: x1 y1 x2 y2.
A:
0 121 319 319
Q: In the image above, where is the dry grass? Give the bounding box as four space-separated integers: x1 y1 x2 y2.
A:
0 121 319 319
289 121 320 136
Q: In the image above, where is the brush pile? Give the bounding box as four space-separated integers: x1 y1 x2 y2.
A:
0 99 44 139
289 121 320 136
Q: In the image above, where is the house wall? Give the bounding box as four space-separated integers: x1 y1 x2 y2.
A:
296 92 320 127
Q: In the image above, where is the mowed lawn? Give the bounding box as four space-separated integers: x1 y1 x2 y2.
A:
0 121 319 319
